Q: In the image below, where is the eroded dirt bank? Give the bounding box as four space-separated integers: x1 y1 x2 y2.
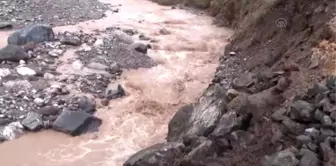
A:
0 0 233 166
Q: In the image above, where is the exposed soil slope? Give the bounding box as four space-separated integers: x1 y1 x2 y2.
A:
125 0 336 166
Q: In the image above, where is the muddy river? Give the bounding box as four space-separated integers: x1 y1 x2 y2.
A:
0 0 233 165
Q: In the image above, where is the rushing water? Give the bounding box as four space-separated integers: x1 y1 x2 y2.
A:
0 0 233 165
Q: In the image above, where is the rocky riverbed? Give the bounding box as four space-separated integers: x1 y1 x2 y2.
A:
0 23 157 141
0 0 117 29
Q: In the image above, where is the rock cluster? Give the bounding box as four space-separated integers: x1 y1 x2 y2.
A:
0 0 110 28
264 76 336 166
0 24 151 142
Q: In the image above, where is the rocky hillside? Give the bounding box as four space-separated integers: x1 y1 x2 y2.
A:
124 0 336 166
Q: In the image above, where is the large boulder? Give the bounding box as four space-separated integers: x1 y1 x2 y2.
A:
167 85 227 142
52 110 102 136
124 142 184 166
8 24 55 45
0 44 30 63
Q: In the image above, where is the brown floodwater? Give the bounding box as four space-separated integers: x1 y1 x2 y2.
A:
0 0 233 165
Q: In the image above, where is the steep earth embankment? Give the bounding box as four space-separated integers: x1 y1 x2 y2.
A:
125 0 336 166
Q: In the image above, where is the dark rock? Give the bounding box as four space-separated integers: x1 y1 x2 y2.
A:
227 93 249 113
226 89 240 101
182 139 214 163
307 143 318 152
328 92 336 102
321 115 333 126
299 149 320 166
159 28 171 35
0 22 13 29
271 108 287 122
105 84 125 100
296 135 312 145
167 85 227 142
307 83 329 97
290 100 315 122
0 44 29 63
230 130 254 148
100 99 109 106
304 128 320 139
123 142 184 166
36 106 60 116
139 34 150 41
232 73 254 89
131 43 150 54
326 76 336 90
321 99 333 114
8 24 55 45
330 111 336 121
21 112 43 131
78 96 96 113
314 109 325 122
282 117 305 134
319 142 332 161
320 127 336 137
109 62 122 74
168 104 194 142
275 77 290 92
0 118 11 126
215 138 230 150
52 110 102 136
210 112 242 138
261 148 299 166
0 135 6 142
60 37 81 46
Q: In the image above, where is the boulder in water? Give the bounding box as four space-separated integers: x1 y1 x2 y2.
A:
52 110 102 136
8 24 55 45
